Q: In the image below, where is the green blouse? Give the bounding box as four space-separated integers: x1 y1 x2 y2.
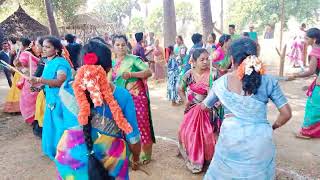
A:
112 54 149 88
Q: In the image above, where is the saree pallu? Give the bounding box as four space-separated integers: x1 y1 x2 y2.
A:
3 73 21 113
154 48 166 80
178 105 215 173
178 77 215 173
127 80 154 161
167 58 180 102
19 80 39 124
300 85 320 137
154 61 166 80
35 90 45 127
56 127 130 180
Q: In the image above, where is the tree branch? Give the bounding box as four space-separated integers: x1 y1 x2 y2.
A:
0 0 6 6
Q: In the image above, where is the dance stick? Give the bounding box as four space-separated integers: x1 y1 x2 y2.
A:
0 60 29 79
29 54 32 78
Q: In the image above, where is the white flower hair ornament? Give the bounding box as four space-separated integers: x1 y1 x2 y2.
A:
237 55 265 80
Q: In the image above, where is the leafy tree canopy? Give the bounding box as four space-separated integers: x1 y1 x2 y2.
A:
0 0 87 25
128 16 145 33
145 6 163 35
94 0 140 32
175 1 195 25
227 0 320 31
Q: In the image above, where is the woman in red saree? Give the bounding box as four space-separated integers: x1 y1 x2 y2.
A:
178 48 216 173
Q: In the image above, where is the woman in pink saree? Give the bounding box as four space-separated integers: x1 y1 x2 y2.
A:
178 48 216 173
287 24 306 72
17 45 40 124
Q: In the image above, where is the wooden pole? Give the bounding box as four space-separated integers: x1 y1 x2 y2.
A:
279 0 285 50
278 0 285 77
276 45 287 77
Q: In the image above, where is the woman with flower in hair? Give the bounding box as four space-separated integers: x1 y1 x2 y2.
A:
29 36 73 159
112 35 154 164
202 38 292 179
54 40 141 180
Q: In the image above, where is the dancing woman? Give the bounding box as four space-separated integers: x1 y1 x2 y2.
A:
30 36 73 159
203 38 292 179
290 28 320 138
178 48 216 173
112 35 155 164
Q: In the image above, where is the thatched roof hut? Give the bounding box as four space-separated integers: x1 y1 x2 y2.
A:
0 6 49 40
59 13 118 43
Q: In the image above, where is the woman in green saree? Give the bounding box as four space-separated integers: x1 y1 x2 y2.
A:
112 34 155 164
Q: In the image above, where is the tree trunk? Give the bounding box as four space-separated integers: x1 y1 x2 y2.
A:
44 0 59 37
0 0 6 6
163 0 177 47
220 0 223 32
200 0 214 39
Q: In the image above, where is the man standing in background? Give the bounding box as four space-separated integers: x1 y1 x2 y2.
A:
0 41 12 87
229 24 241 41
65 34 82 70
248 25 258 43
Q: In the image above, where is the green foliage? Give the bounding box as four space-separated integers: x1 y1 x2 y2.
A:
227 0 320 31
145 6 163 35
128 16 145 32
139 0 150 4
94 0 140 31
0 0 87 25
52 0 87 22
175 1 195 25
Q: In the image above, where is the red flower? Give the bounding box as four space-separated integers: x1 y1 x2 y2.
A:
83 53 98 65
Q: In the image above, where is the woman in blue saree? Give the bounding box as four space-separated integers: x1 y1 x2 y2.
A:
30 36 73 160
202 38 292 179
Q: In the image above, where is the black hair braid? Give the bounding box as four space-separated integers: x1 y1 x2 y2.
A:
242 70 261 95
83 91 112 180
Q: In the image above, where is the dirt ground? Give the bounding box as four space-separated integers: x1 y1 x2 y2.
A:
0 40 319 180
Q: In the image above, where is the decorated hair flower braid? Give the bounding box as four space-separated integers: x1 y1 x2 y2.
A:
73 64 133 134
237 55 266 80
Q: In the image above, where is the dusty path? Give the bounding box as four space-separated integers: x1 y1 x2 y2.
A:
0 40 319 179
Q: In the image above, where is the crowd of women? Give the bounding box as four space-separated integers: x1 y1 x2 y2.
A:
0 26 319 179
